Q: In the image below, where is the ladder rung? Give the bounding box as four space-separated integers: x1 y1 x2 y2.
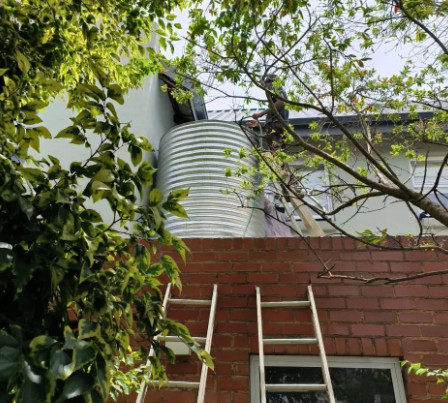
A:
261 301 310 308
146 380 200 389
263 337 317 345
265 383 327 392
168 298 212 306
157 335 206 343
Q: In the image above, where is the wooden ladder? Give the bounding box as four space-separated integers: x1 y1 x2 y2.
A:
255 285 335 403
136 283 218 403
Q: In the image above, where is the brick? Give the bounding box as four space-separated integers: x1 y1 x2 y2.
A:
428 286 448 298
351 324 385 336
232 285 256 295
371 251 404 261
386 325 421 337
262 285 296 296
316 298 346 309
233 262 262 272
402 339 437 352
346 338 362 355
220 251 250 261
346 298 379 309
428 382 448 396
394 285 428 297
276 251 309 260
357 262 390 273
247 273 279 283
421 325 448 337
421 354 448 366
361 338 376 355
406 382 427 396
361 285 394 297
328 285 360 296
329 311 363 322
334 338 347 354
216 376 248 390
338 251 371 261
404 251 439 261
387 338 402 356
415 298 448 310
230 309 254 322
364 311 396 323
219 297 249 308
399 312 433 324
325 324 350 336
202 263 232 272
389 262 423 272
375 339 388 355
217 273 247 283
423 261 448 273
434 312 448 324
328 261 358 272
380 298 415 310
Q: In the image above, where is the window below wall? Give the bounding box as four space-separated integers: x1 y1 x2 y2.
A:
250 355 407 403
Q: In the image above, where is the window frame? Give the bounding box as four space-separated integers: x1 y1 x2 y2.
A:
250 355 407 403
410 158 448 191
285 163 333 221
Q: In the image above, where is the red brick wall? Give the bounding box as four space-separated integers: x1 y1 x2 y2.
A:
122 237 448 403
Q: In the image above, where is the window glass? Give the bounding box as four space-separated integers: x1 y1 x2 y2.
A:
412 160 448 190
265 366 396 403
250 356 406 403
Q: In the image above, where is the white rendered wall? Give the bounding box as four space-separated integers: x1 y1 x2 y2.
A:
37 75 175 224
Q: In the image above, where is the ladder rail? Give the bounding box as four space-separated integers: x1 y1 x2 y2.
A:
136 284 172 403
256 285 335 403
136 284 217 403
197 284 218 403
307 285 336 403
255 287 267 403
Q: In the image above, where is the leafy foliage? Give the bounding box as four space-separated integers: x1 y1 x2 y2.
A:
185 0 448 246
403 361 448 399
0 0 210 402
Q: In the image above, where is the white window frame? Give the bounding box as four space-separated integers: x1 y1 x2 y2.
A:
411 158 448 191
250 355 407 403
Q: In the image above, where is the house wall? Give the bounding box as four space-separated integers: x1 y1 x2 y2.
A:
293 142 448 237
36 75 176 224
121 237 448 403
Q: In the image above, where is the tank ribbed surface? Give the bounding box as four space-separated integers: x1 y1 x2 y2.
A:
156 120 265 237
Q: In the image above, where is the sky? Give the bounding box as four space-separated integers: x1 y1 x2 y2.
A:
170 4 424 112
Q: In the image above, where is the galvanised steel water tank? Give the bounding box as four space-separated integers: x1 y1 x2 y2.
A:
156 120 265 237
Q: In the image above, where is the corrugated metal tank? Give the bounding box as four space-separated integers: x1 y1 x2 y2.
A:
156 120 265 237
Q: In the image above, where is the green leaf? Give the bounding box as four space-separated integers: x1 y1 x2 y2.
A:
19 167 45 183
129 145 143 166
78 320 99 340
80 209 103 223
171 188 189 201
149 188 163 206
50 349 72 380
92 169 115 183
29 336 57 356
0 346 20 380
72 341 96 371
136 160 155 185
107 84 124 104
16 51 31 74
60 371 94 399
31 126 52 139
